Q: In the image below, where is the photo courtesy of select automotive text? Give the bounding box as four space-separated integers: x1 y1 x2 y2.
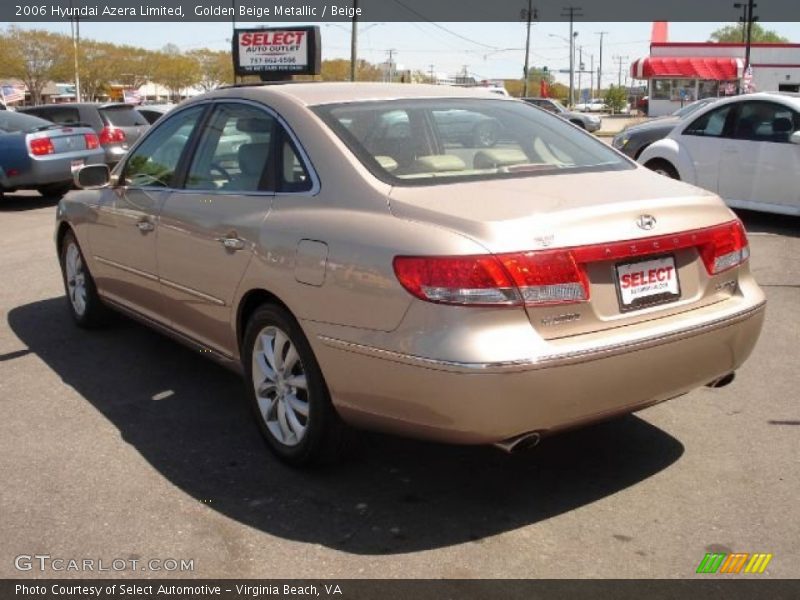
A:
1 0 799 598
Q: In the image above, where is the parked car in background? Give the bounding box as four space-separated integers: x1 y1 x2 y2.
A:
576 98 607 112
58 83 765 466
136 104 175 125
613 98 720 159
0 111 104 199
522 97 601 132
18 103 149 166
638 92 800 216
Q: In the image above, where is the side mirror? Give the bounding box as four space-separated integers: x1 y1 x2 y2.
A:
790 131 800 145
74 164 110 189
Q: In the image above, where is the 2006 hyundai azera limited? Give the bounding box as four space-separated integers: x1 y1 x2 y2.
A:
57 83 765 465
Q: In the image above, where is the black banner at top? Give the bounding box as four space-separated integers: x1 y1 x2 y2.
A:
4 0 800 22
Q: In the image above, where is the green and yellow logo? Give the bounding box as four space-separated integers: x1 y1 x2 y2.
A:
696 552 773 574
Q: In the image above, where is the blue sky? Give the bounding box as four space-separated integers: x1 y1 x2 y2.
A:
11 21 800 87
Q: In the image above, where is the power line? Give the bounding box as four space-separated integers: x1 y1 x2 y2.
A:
389 0 500 50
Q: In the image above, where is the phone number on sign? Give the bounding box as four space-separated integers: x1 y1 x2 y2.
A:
246 56 299 65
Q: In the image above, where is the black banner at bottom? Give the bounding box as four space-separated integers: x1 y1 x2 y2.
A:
3 579 800 600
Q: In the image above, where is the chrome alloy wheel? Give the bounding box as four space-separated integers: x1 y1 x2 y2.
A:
65 242 87 317
251 326 310 447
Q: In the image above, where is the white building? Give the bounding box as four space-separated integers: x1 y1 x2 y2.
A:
631 42 800 116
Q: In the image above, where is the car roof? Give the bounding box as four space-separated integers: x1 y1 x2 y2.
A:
706 92 800 109
216 82 513 106
22 102 135 110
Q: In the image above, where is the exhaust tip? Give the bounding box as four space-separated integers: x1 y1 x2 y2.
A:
706 372 736 389
494 431 541 454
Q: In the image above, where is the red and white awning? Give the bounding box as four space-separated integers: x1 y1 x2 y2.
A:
631 57 744 80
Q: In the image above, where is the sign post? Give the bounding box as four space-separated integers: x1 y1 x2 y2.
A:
232 26 321 81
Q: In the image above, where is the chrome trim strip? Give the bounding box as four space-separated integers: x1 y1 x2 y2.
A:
317 301 766 373
160 278 226 306
94 256 226 306
93 256 158 282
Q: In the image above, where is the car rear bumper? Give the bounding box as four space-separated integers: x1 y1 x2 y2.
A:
311 295 765 445
2 150 105 189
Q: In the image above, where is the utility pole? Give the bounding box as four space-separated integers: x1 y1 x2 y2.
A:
589 54 594 99
385 49 397 82
734 2 748 42
577 46 583 101
744 0 757 74
429 64 435 83
349 0 358 81
521 1 537 97
595 31 608 98
561 6 582 107
614 55 629 86
69 0 81 102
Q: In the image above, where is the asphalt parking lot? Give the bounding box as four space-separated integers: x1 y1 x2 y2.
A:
0 191 798 579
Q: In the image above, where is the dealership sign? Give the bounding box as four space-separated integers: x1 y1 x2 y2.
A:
232 26 321 79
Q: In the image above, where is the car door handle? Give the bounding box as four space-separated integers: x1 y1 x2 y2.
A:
136 219 155 233
216 236 245 251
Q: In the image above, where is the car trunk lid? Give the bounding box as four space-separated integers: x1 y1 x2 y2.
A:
389 168 747 339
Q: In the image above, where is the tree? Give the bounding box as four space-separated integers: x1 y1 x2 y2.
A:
188 49 233 91
113 45 156 89
151 46 201 101
78 40 118 101
0 27 71 104
604 85 628 114
709 22 788 43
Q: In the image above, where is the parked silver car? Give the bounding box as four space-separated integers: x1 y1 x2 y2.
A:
522 97 602 132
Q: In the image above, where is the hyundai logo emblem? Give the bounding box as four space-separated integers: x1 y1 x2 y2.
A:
636 214 657 230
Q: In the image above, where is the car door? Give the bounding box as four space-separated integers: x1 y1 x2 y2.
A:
156 101 277 355
88 104 206 322
717 100 800 210
675 103 736 192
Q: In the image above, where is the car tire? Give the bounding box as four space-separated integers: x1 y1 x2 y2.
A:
645 159 680 180
243 304 351 467
570 119 587 130
38 183 73 199
472 121 498 148
59 230 110 328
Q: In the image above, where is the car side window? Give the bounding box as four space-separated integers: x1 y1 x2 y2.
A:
185 103 275 192
731 101 800 143
683 105 733 138
122 105 204 188
278 134 312 193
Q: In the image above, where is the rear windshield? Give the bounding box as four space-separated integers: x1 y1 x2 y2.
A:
0 111 51 133
100 106 149 127
313 98 630 185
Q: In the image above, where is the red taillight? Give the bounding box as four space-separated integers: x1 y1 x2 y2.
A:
393 251 588 307
393 220 749 308
392 255 519 306
29 137 55 156
699 220 750 275
99 126 125 145
84 133 99 149
499 250 590 304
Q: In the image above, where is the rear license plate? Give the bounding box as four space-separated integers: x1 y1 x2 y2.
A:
616 255 681 311
70 160 84 173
